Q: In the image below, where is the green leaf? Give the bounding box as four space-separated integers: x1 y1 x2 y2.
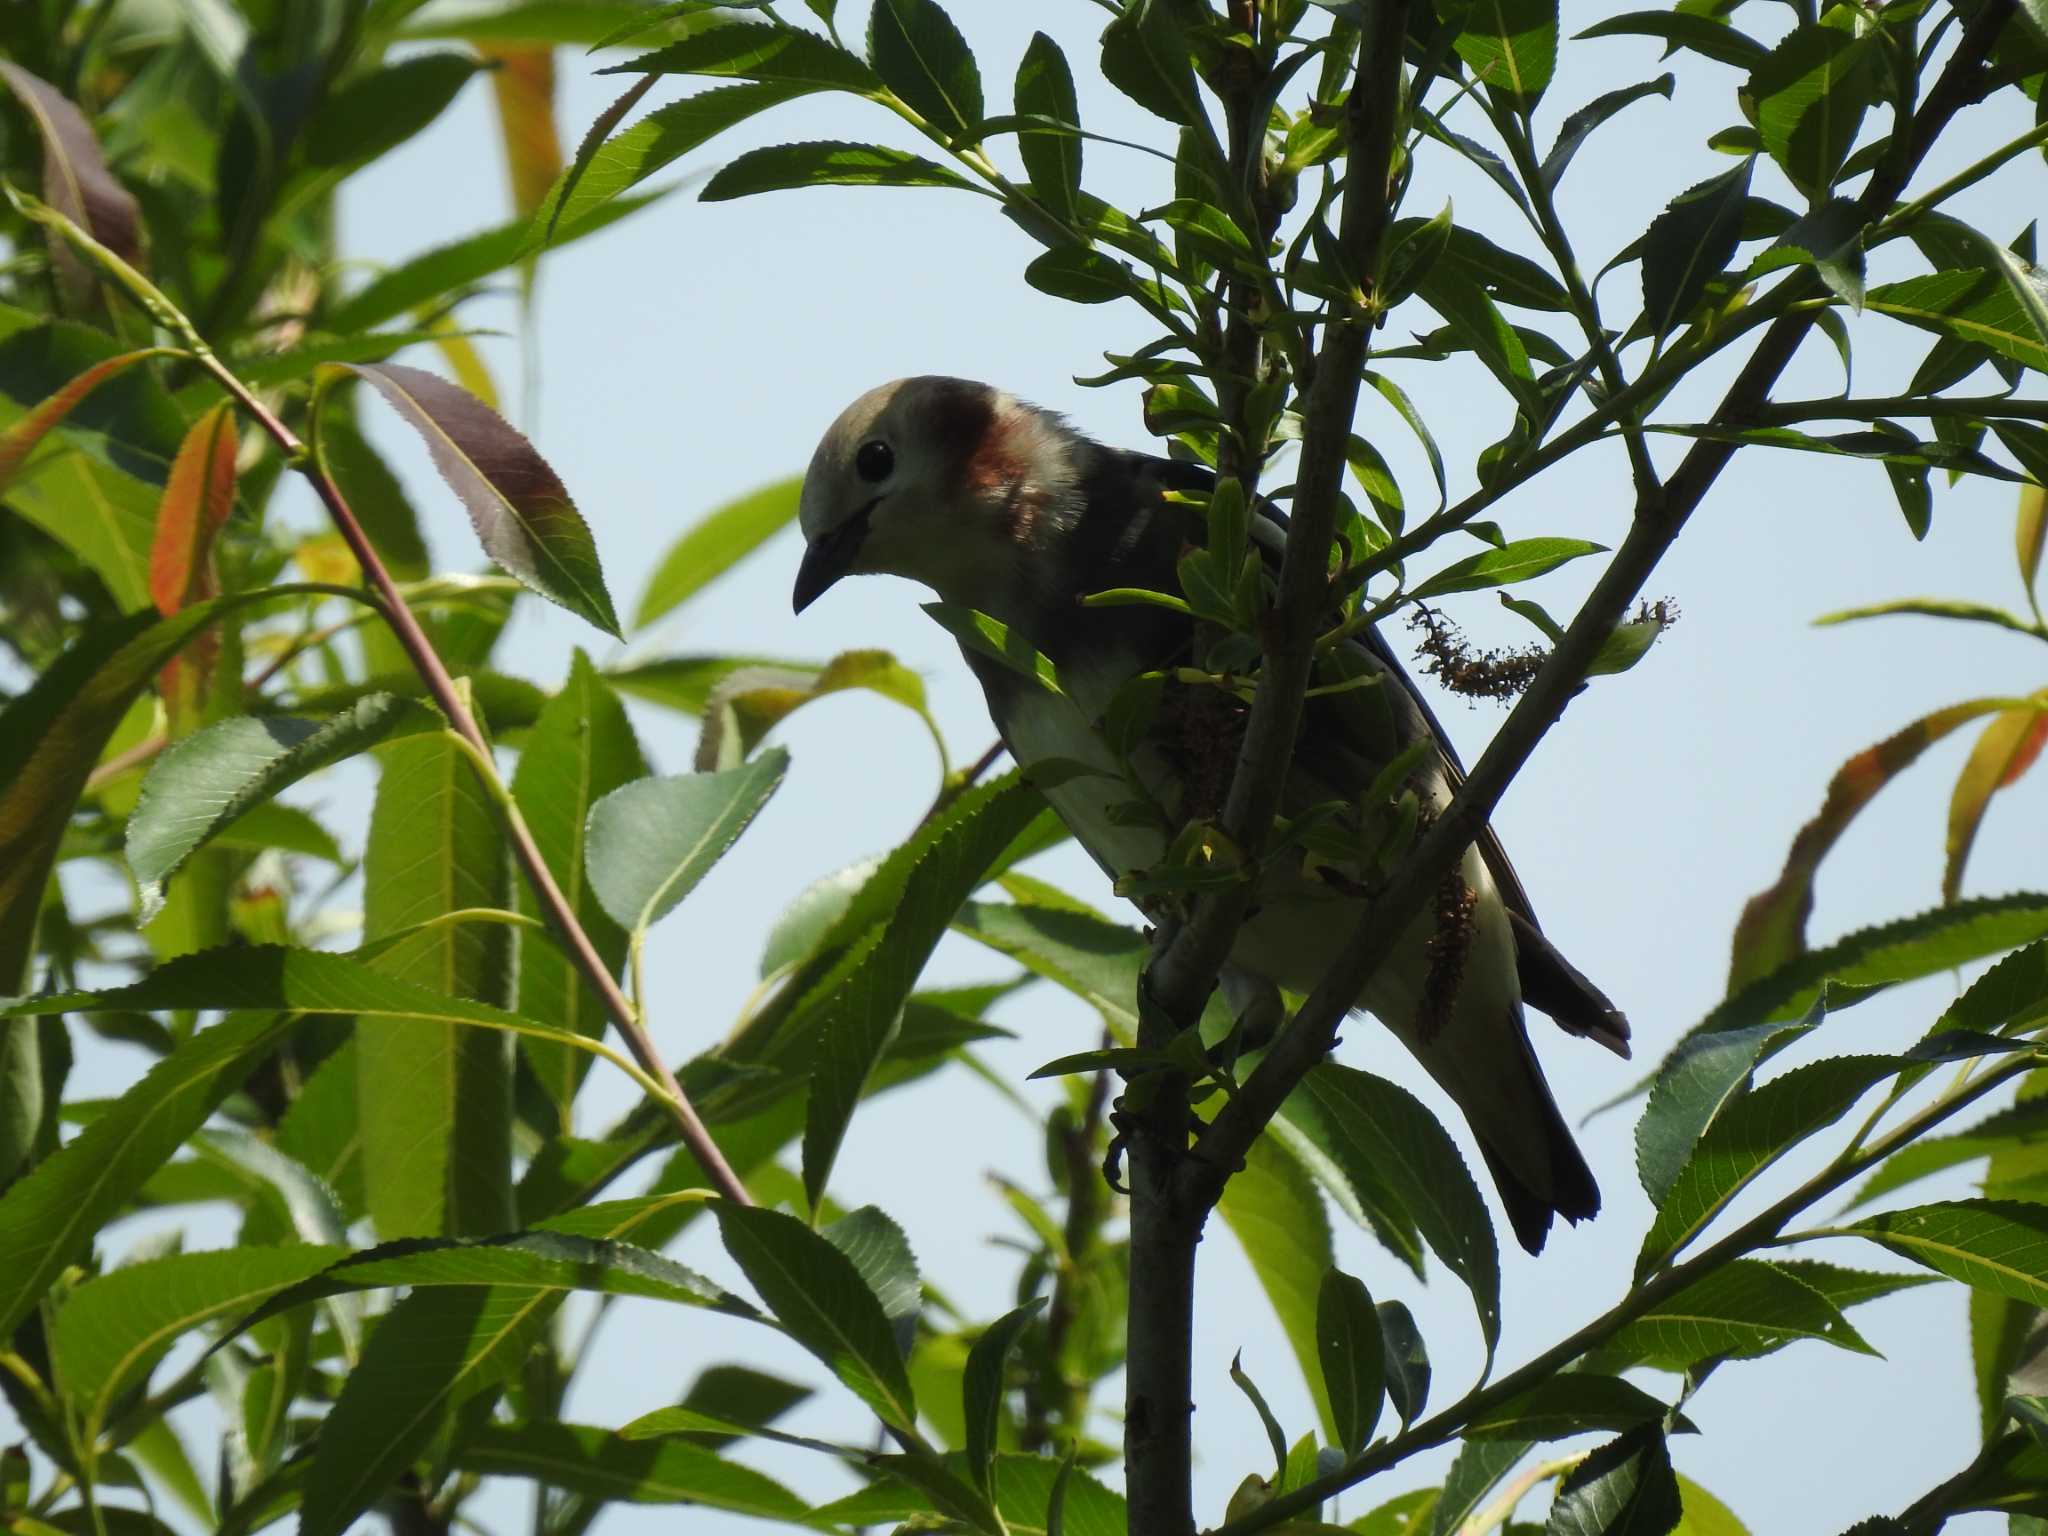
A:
712 1202 919 1431
1839 1199 2048 1306
451 1420 808 1517
1641 158 1753 342
1597 1259 1877 1370
1414 269 1540 414
1218 1133 1338 1444
585 751 789 934
1378 1299 1431 1427
1673 1473 1752 1536
1099 0 1205 127
635 475 802 628
329 191 662 332
1641 896 2048 1200
126 695 440 922
531 82 806 245
1638 1055 1900 1276
1575 11 1769 70
1465 1374 1678 1442
1451 0 1559 112
606 654 816 716
1746 15 1878 199
695 650 933 772
299 52 485 181
924 602 1063 692
1545 1427 1681 1536
792 775 1042 1207
1408 537 1605 601
358 726 513 1240
1288 1065 1501 1361
512 653 648 1126
608 20 881 90
51 1246 344 1435
1025 246 1144 306
1015 33 1081 222
868 0 981 138
1543 75 1673 190
0 1009 294 1338
1431 1437 1530 1536
0 595 285 991
1868 269 2048 376
341 362 621 636
2020 482 2046 607
964 1300 1044 1495
702 140 974 198
296 1195 696 1536
1315 1267 1384 1459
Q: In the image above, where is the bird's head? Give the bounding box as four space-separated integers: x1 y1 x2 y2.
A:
792 375 1080 616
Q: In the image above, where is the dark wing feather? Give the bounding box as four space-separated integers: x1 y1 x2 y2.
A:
1130 451 1630 1057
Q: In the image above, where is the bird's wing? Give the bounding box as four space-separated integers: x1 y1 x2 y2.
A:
1133 451 1629 1056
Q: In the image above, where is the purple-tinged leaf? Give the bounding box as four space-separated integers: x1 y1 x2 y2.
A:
0 62 143 304
339 362 620 636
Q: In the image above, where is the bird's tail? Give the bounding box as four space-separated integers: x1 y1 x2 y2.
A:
1469 1015 1601 1255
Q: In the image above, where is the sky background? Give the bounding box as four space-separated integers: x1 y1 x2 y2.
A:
18 2 2048 1533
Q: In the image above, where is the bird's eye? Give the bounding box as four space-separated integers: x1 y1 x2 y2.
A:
855 439 894 483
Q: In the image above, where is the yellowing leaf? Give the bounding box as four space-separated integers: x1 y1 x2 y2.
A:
1947 701 2048 902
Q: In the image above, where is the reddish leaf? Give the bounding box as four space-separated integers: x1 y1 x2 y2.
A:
1730 699 2018 990
1946 702 2048 902
480 46 564 219
0 347 175 495
0 62 143 305
2021 483 2046 610
339 363 620 637
149 404 238 618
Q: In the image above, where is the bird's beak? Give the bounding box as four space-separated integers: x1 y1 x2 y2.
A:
791 505 873 614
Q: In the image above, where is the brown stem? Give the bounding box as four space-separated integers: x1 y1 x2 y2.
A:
197 362 753 1207
1182 0 2013 1212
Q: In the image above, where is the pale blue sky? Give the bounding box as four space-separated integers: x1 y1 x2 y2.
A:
23 3 2048 1532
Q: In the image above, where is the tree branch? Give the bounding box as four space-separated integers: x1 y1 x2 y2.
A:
1182 0 2014 1207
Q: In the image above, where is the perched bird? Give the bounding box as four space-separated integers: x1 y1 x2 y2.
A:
792 376 1628 1253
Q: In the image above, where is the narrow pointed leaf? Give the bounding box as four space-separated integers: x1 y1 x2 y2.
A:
1574 12 1769 69
0 595 288 991
796 774 1043 1206
359 726 514 1240
607 21 881 90
1316 1267 1384 1458
1545 1427 1681 1536
148 402 237 632
0 346 176 496
1639 1055 1901 1275
1099 0 1205 127
341 361 620 636
1543 75 1672 190
52 1246 344 1435
1015 33 1081 222
1597 1259 1877 1370
868 0 981 138
1219 1133 1338 1443
127 694 441 922
1731 703 2034 988
451 1420 807 1517
478 45 563 218
1642 159 1753 342
1841 1199 2048 1306
2020 483 2046 603
0 61 142 299
1452 0 1560 112
1408 537 1605 601
1868 269 2048 376
712 1202 918 1431
964 1299 1044 1495
695 650 931 771
1289 1064 1500 1360
1746 18 1877 198
701 139 973 198
1466 1374 1678 1442
0 1009 296 1338
514 653 647 1123
636 476 802 628
585 751 788 934
1432 1438 1531 1536
1947 706 2048 902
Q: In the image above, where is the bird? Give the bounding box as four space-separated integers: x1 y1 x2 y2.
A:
791 375 1629 1253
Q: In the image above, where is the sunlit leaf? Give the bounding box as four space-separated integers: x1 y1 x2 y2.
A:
1842 1200 2048 1307
1218 1134 1337 1444
1642 158 1753 341
1947 705 2048 902
585 752 788 934
1746 15 1878 198
1407 537 1605 602
607 20 881 90
339 362 621 635
1451 0 1559 112
452 1420 808 1516
1597 1259 1877 1370
702 139 974 198
1868 269 2048 376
